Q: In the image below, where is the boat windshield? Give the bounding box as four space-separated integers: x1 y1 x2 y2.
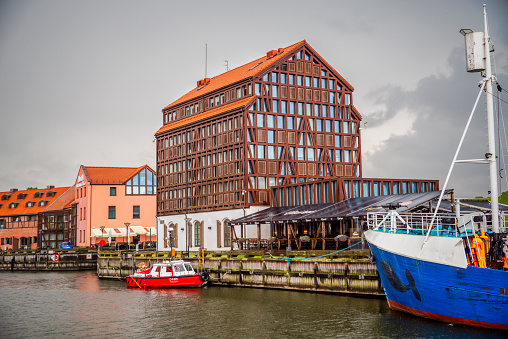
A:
185 264 194 272
172 264 185 273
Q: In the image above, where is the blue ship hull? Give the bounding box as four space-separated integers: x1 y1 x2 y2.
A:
368 242 508 330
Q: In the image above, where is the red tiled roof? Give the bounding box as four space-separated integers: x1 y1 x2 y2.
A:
0 187 71 217
82 165 155 185
156 96 255 135
45 186 76 211
164 41 306 109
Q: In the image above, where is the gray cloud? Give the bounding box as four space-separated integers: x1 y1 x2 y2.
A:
0 0 507 197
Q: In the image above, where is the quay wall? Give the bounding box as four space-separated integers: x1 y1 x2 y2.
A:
97 250 384 298
0 249 97 271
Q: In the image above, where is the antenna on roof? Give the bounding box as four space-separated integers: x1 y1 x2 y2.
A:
224 60 229 72
205 44 208 79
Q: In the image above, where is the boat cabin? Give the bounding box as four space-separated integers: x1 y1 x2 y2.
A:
144 261 196 277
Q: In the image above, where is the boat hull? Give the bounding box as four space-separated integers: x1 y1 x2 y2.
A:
368 240 508 330
126 275 205 289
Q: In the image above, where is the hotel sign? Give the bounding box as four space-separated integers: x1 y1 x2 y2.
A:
76 175 86 188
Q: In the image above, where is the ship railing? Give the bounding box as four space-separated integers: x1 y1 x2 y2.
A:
367 212 478 237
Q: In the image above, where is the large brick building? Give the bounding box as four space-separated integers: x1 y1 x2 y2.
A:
155 41 438 252
0 186 74 250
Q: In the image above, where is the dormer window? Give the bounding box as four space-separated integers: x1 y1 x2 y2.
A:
9 202 19 209
46 191 56 197
1 194 11 201
39 200 48 207
26 201 36 207
34 192 44 198
17 193 28 199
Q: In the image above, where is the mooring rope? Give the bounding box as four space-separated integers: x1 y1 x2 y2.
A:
270 239 367 265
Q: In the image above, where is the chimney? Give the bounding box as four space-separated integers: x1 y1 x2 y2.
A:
47 185 55 189
10 188 18 193
266 50 277 58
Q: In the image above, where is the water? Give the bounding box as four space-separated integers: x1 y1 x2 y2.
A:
0 271 504 338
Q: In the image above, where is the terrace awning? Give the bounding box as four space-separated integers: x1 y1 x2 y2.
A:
230 190 451 226
90 226 154 238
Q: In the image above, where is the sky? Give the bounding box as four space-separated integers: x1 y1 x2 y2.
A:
1 0 507 198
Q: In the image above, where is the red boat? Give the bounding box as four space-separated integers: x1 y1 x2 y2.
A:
126 260 209 289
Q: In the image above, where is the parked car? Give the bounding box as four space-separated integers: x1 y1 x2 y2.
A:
59 242 72 249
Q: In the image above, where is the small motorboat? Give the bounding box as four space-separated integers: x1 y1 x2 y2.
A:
126 260 209 289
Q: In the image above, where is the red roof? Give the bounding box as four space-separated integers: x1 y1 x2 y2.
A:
164 41 306 109
0 187 71 216
81 165 155 185
156 96 255 135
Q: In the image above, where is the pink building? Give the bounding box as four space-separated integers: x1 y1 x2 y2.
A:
74 165 157 247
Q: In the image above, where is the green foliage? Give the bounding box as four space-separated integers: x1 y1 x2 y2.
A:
26 187 38 190
498 191 508 205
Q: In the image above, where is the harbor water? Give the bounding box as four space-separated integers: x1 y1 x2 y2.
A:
0 271 504 338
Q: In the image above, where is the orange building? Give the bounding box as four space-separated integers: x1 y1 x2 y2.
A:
75 165 157 247
0 186 73 250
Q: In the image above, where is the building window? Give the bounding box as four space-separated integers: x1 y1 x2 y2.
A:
110 187 116 196
194 222 201 247
133 205 140 219
223 220 231 246
108 206 116 219
126 167 156 195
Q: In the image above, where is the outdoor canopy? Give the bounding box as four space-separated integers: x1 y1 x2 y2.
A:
229 190 453 226
90 226 156 238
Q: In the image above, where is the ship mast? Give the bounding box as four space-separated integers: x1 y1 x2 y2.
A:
483 4 500 233
424 5 500 242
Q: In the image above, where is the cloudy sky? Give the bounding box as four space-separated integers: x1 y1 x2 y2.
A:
1 0 507 198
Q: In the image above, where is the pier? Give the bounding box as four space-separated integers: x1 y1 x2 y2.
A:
97 249 384 298
0 249 97 271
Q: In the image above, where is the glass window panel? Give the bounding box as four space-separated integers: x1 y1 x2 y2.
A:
140 169 146 185
257 114 265 127
287 117 294 129
272 85 279 98
298 147 305 160
298 103 304 115
268 146 276 159
268 131 275 144
258 145 266 158
133 174 139 185
280 73 287 84
335 150 342 162
277 115 285 128
281 101 287 114
363 182 370 197
308 148 315 161
267 115 275 128
273 100 279 113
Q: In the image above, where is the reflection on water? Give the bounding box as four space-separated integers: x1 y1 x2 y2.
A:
0 271 505 338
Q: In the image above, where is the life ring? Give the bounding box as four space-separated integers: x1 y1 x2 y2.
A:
139 262 147 271
199 271 209 282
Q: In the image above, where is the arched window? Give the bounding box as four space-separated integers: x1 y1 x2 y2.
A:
223 218 231 247
194 221 201 247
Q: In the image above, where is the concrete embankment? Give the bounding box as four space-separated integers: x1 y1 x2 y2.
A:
97 250 384 298
0 249 97 271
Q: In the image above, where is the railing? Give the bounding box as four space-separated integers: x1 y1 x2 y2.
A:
366 212 479 237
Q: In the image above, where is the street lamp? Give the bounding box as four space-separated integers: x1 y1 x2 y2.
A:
124 222 131 253
100 226 105 250
268 213 275 257
184 214 191 259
